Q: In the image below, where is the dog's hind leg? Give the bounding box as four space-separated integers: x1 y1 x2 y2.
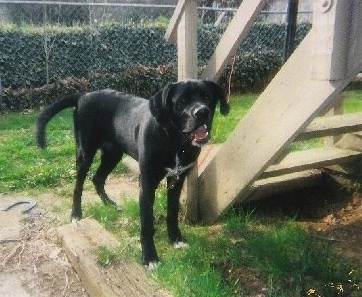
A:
71 146 97 220
92 148 122 206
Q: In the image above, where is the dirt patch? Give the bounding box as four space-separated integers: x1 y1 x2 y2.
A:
0 198 88 297
0 173 139 297
0 211 87 297
247 171 362 263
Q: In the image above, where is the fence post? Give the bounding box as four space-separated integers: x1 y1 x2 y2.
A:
0 72 2 105
284 0 299 61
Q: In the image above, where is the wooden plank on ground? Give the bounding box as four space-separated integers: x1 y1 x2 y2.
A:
297 113 362 141
197 1 362 224
262 147 362 179
200 0 267 81
57 219 171 297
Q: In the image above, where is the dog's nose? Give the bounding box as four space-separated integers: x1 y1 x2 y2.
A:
192 106 210 120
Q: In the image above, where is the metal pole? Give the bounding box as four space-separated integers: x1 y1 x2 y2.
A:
284 0 299 61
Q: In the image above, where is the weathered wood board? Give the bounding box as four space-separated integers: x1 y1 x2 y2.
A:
297 113 362 141
247 169 323 202
201 0 267 81
262 147 362 178
176 0 198 80
164 0 186 42
57 219 171 297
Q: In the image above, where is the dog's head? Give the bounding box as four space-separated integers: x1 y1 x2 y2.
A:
149 79 230 147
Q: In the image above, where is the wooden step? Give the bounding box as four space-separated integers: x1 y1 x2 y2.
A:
262 147 362 179
297 113 362 141
247 169 323 202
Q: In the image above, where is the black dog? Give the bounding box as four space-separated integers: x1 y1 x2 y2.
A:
36 79 229 269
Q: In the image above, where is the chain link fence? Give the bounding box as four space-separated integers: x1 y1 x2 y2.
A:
0 0 312 111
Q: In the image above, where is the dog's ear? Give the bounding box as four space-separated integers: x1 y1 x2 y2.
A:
149 83 176 125
203 80 230 115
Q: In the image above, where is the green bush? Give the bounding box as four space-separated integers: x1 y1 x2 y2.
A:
0 22 310 112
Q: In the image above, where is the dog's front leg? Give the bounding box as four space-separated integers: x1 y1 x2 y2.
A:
167 175 189 249
139 174 159 269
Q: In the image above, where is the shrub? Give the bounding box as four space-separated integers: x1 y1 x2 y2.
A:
0 22 310 112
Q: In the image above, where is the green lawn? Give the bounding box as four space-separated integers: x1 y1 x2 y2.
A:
0 89 362 296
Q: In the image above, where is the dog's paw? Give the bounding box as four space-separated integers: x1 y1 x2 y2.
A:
173 241 189 250
71 217 81 229
144 261 161 272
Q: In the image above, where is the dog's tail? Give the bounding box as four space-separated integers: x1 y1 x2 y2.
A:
35 93 82 149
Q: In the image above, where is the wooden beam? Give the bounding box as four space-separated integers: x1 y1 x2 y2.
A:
262 147 362 179
177 0 198 80
296 112 362 141
57 219 170 297
197 0 362 224
311 0 352 80
200 0 267 81
175 0 198 221
164 0 186 43
323 95 344 146
248 170 323 202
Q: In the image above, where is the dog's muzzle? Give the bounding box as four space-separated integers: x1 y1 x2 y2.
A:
182 104 211 147
190 124 209 146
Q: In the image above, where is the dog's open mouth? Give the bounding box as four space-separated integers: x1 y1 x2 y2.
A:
190 124 209 146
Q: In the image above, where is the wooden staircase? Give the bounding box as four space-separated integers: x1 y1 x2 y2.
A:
245 112 362 201
166 0 362 224
194 111 362 220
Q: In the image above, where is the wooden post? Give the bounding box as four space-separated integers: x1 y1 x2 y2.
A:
311 0 352 80
324 94 344 146
173 0 199 222
283 0 299 61
177 0 198 80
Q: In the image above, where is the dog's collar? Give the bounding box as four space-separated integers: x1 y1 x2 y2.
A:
165 162 194 190
165 162 194 179
165 151 195 189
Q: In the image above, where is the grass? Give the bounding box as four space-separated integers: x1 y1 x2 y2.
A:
85 194 362 297
0 109 126 193
1 90 362 296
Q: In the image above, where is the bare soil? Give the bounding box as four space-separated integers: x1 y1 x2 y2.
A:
247 172 362 261
0 199 88 297
0 174 139 297
1 171 362 296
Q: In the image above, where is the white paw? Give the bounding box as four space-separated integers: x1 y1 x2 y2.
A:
145 261 161 271
173 241 189 250
71 218 80 225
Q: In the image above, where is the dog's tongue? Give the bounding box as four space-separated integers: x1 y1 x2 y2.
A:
192 125 209 141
